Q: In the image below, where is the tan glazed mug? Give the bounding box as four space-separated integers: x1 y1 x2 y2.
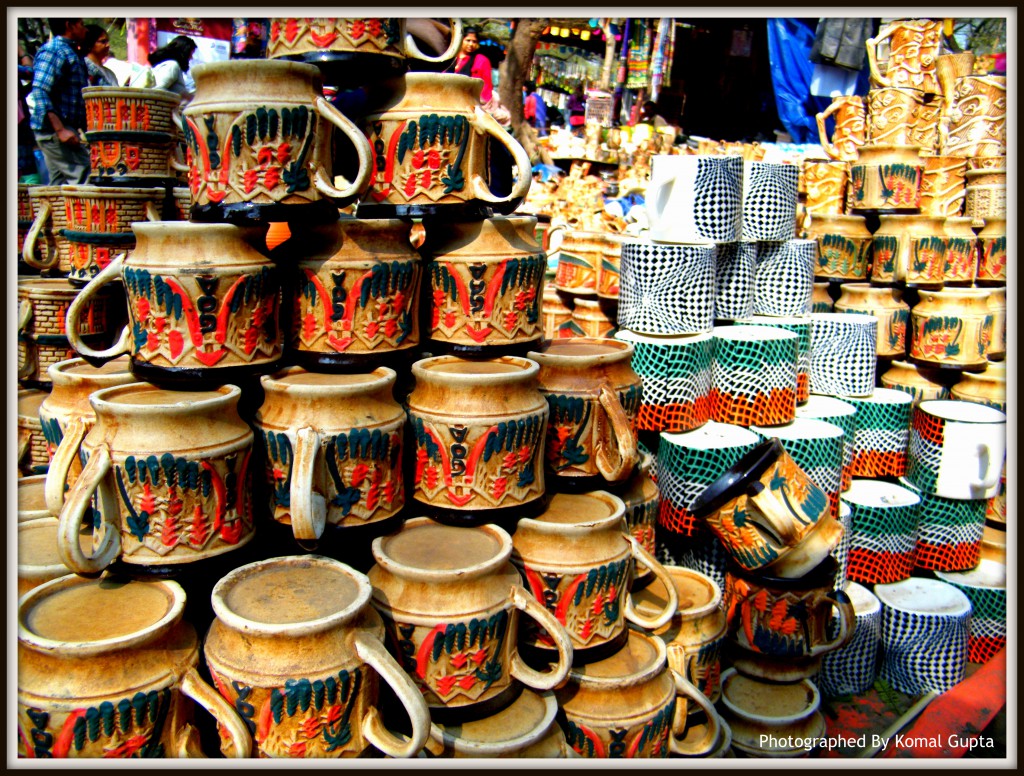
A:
815 96 865 162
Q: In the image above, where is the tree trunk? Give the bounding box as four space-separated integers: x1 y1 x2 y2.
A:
498 19 549 133
514 122 553 166
599 19 618 90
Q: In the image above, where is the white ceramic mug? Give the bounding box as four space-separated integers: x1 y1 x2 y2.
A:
645 155 744 243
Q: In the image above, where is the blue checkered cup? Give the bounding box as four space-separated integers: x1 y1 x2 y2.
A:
752 240 816 317
741 162 799 241
818 581 882 697
646 155 744 243
618 239 717 335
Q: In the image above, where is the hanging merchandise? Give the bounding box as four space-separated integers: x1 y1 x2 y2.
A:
626 19 652 90
650 18 672 102
766 18 819 143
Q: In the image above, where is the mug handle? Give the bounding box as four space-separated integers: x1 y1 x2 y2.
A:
145 200 164 222
745 480 801 545
814 100 843 161
354 631 431 758
667 668 723 757
22 199 58 270
593 383 639 483
623 536 679 630
866 28 895 88
545 222 566 262
18 298 33 333
807 589 855 657
970 443 1003 492
312 96 373 203
18 427 31 468
508 585 573 690
45 416 90 515
290 426 328 543
648 171 677 233
469 105 532 207
179 667 252 758
17 301 35 381
56 445 121 575
404 17 462 63
65 254 132 363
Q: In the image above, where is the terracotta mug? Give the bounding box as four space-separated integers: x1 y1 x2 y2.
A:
556 628 723 758
253 367 406 544
942 217 978 284
359 73 532 218
867 87 922 145
976 218 1006 284
406 355 548 529
554 228 604 296
541 285 573 339
511 491 678 660
806 214 872 281
945 75 1006 157
802 159 849 216
870 214 947 287
183 60 372 223
849 144 923 210
936 52 976 115
203 555 430 757
18 475 51 522
571 298 618 339
719 669 823 757
919 155 968 217
66 221 282 387
367 518 573 719
527 338 641 488
866 19 943 94
909 287 994 371
815 96 865 162
834 282 911 358
17 574 250 758
55 383 256 575
910 95 942 153
22 185 69 272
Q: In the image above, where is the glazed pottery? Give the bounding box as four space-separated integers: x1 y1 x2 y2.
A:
618 239 716 335
976 218 1006 284
866 87 924 145
945 75 1006 157
935 560 1006 664
870 213 947 287
951 366 1006 413
22 185 69 272
571 298 618 339
796 395 858 491
554 229 603 296
866 19 943 94
734 316 812 404
713 241 757 320
203 555 430 757
818 581 882 697
18 389 50 477
843 388 914 478
620 452 661 580
644 154 744 243
614 330 713 433
941 217 978 284
541 286 573 340
832 500 853 590
807 214 872 280
690 438 843 578
849 144 923 211
656 422 761 540
911 94 942 153
936 52 976 117
741 162 799 242
421 688 573 758
184 60 372 223
85 134 183 186
83 86 181 134
66 221 282 387
919 155 968 217
902 478 987 573
527 338 641 488
17 277 111 387
964 167 1006 221
17 574 250 758
422 216 545 354
752 239 816 317
875 577 970 695
405 355 548 528
17 183 33 260
17 519 76 598
359 73 531 218
18 476 51 522
55 383 255 575
909 287 993 371
981 524 1005 565
843 479 921 585
809 313 878 397
879 359 950 405
274 216 421 369
367 518 573 718
802 159 849 216
811 282 833 313
58 185 166 284
597 233 624 299
512 491 677 660
633 566 727 705
719 669 824 757
815 96 866 162
253 367 406 543
906 399 1005 500
710 325 798 427
556 628 722 758
834 283 910 358
42 357 137 515
985 287 1005 366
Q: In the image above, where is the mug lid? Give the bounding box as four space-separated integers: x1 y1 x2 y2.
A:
873 578 971 617
843 387 913 405
688 437 782 520
411 355 538 386
17 518 67 573
429 688 557 755
17 389 48 418
713 325 798 342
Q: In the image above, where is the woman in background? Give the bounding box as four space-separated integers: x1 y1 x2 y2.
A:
149 34 198 103
82 24 118 85
451 26 492 102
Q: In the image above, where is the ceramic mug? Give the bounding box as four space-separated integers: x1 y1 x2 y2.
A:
802 160 850 216
815 96 866 162
736 315 812 404
690 437 843 579
55 383 256 575
909 287 994 371
879 360 950 405
253 367 406 544
571 298 618 339
359 73 531 219
975 219 1005 284
17 574 250 758
905 399 1005 500
833 283 910 359
945 75 1006 158
870 213 947 287
183 60 372 223
368 518 573 718
796 395 858 491
710 325 798 428
832 500 853 590
866 19 943 94
867 87 923 145
527 338 641 488
554 229 603 296
542 286 574 339
941 217 978 285
902 478 987 573
741 162 799 242
935 560 1006 664
66 221 282 388
18 389 50 477
17 183 33 261
849 144 923 211
597 233 624 300
752 239 815 317
557 628 723 758
817 581 882 698
874 577 970 695
18 476 51 522
718 669 823 757
843 479 921 585
808 313 877 398
512 491 678 660
202 555 430 758
644 154 744 243
614 330 713 434
919 155 968 217
843 388 914 479
618 239 716 335
620 451 660 582
806 214 872 281
713 241 757 321
22 185 69 272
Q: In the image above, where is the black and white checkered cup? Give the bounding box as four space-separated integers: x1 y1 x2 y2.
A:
619 239 716 335
646 155 744 243
809 313 878 397
818 581 882 697
753 239 816 317
741 161 799 241
714 242 757 320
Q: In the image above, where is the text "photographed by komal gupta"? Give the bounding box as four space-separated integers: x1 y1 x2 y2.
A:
759 734 997 752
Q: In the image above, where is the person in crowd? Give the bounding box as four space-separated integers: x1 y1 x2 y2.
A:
523 80 548 134
451 25 493 103
639 100 669 128
30 18 90 185
82 24 118 85
567 84 587 135
17 41 41 181
149 34 198 103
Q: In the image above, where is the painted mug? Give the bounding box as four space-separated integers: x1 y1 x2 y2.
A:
22 185 69 272
644 154 744 243
866 19 943 94
842 478 922 586
710 325 798 428
815 96 866 162
618 239 716 335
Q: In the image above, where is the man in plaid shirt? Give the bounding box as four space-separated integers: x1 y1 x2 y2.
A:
30 18 90 184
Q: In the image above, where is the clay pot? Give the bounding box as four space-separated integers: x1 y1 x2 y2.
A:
849 144 923 211
806 214 872 280
976 218 1006 285
719 669 823 757
834 283 910 358
909 287 993 371
254 367 406 544
871 213 947 287
919 155 968 217
941 217 978 284
405 355 548 528
367 518 573 718
203 555 430 757
18 389 50 477
17 574 250 758
527 337 641 488
879 359 950 404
